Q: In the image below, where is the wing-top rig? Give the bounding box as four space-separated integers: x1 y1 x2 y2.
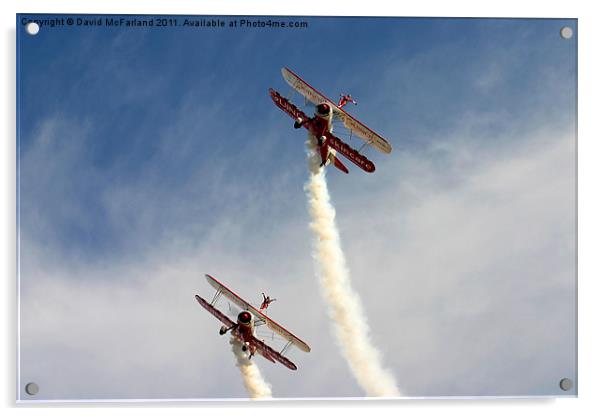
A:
195 274 310 371
269 67 392 174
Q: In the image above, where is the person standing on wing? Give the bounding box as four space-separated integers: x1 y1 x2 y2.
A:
337 93 357 109
260 293 276 311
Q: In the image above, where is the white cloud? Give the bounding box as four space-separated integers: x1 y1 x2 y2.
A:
19 117 575 399
337 126 575 396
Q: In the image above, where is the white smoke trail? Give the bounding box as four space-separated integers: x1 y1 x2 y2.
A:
304 136 401 397
229 335 273 399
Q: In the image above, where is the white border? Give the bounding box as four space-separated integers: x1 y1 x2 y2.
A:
3 1 601 415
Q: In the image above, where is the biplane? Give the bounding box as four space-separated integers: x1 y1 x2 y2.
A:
269 67 392 174
195 274 311 371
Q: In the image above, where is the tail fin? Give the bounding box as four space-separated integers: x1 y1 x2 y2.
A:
319 143 329 166
333 155 350 174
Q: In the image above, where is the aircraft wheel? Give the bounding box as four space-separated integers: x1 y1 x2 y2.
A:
242 345 248 352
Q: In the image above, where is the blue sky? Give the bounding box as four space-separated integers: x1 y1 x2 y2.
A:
17 15 576 400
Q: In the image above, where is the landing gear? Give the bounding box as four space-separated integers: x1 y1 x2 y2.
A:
317 135 326 146
293 117 303 129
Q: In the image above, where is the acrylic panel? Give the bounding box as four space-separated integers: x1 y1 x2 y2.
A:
16 14 577 401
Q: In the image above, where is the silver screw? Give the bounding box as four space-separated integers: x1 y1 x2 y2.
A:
560 26 573 40
559 378 573 391
25 382 39 395
25 22 40 36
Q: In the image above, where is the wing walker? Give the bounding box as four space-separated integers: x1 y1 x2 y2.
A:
195 274 310 371
269 67 392 174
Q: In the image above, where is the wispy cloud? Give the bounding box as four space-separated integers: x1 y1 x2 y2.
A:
19 117 575 399
18 16 576 400
335 126 575 396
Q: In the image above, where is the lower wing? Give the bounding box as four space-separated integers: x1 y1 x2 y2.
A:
195 295 236 328
250 337 297 371
269 88 310 124
326 132 375 173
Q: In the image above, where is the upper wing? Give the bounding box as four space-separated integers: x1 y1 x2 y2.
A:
250 337 297 371
205 274 257 315
281 67 333 107
195 295 236 327
340 112 392 154
205 274 311 353
281 67 392 154
263 318 311 353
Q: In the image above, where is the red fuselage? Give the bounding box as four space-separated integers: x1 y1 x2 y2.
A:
306 113 330 139
305 103 335 164
234 311 257 354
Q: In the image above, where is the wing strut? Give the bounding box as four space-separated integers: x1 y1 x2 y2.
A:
351 127 374 154
358 140 372 153
280 340 293 356
210 288 223 306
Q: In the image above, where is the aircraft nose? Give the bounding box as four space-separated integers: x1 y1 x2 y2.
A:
238 311 252 324
316 103 330 116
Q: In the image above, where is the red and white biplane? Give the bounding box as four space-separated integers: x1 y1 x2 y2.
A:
269 67 392 174
195 274 311 371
